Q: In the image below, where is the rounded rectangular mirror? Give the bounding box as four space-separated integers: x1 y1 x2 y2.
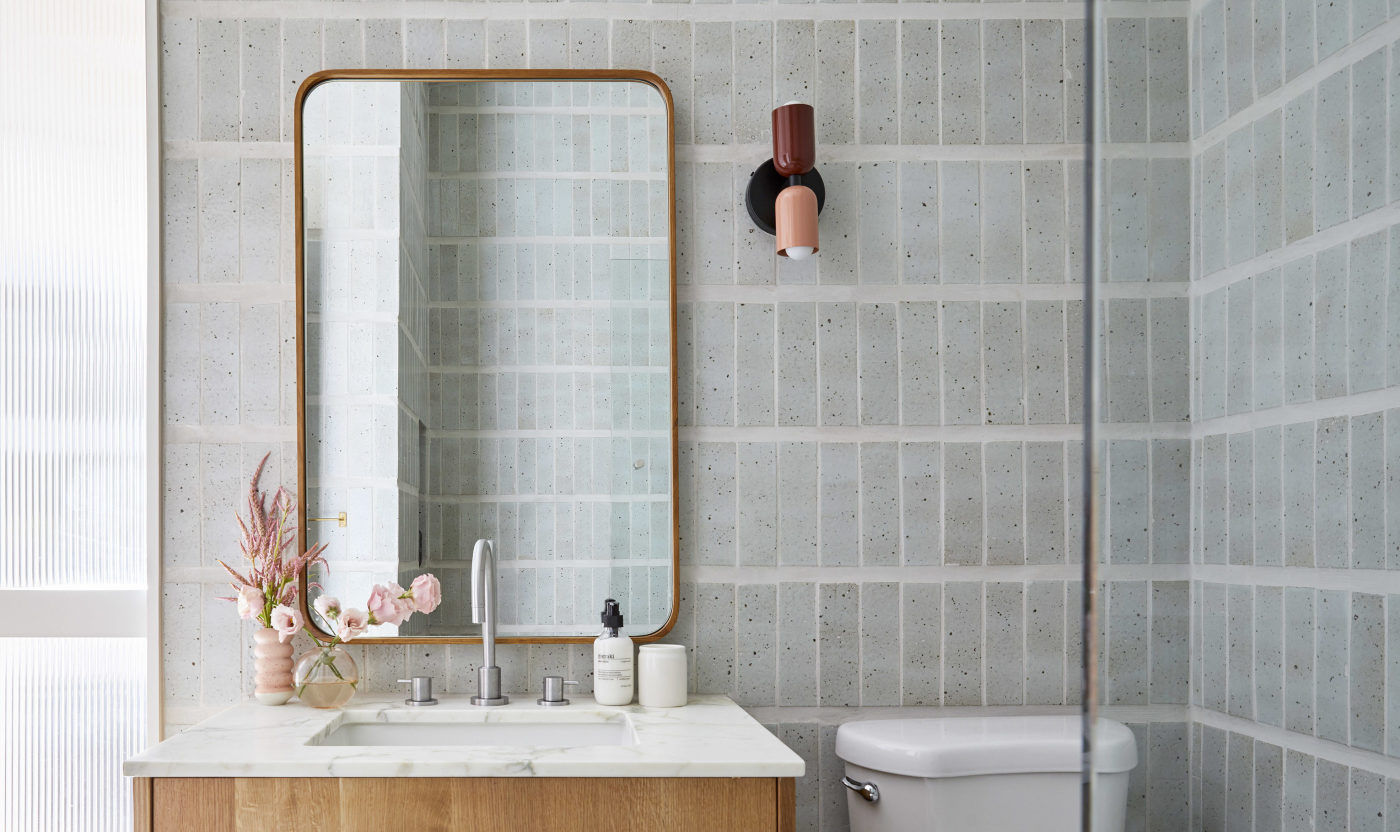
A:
294 71 677 642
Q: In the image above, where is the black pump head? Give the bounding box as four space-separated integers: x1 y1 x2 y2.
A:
601 598 624 629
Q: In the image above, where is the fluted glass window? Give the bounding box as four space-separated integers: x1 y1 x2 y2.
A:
0 0 152 830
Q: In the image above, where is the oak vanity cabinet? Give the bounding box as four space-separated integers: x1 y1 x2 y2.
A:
133 777 797 831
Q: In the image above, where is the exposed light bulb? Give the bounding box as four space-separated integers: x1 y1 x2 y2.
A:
784 246 814 261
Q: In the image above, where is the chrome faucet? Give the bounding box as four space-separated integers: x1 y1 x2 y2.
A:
469 539 509 706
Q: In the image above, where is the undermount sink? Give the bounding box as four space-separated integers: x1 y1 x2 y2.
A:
310 713 637 748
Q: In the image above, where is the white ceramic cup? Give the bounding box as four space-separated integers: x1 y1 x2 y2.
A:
637 644 688 707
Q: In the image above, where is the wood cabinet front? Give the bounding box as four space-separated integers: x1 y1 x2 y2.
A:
134 776 796 832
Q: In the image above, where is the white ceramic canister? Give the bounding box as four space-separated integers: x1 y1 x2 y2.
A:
637 644 688 707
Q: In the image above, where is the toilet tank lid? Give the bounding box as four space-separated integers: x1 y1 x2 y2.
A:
835 716 1138 778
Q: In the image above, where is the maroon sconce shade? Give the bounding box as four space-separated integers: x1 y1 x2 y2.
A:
744 102 826 260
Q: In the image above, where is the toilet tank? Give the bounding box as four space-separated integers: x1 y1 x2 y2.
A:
835 716 1138 832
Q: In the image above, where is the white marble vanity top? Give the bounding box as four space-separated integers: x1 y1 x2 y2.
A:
122 694 804 778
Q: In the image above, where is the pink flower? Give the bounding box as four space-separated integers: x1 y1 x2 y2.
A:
336 608 368 642
367 583 412 626
270 604 303 643
236 585 264 620
409 574 442 614
313 595 341 620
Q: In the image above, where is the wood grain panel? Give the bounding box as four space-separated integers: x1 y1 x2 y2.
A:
153 778 234 832
776 776 796 832
150 777 790 832
132 778 152 832
235 778 339 831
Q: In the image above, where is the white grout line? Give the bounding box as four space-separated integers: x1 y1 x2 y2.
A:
1191 202 1400 298
683 562 1185 584
1193 14 1400 154
1189 385 1400 437
165 282 296 303
162 1 1193 23
1189 707 1400 780
165 424 298 443
1193 564 1400 595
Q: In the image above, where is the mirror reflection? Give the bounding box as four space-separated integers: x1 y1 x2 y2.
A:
298 78 675 639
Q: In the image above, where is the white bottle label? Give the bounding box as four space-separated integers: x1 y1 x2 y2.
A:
594 636 635 704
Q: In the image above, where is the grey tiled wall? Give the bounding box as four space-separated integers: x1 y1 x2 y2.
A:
160 3 1190 831
1189 0 1400 825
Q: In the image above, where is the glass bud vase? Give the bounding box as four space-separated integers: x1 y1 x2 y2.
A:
293 644 359 709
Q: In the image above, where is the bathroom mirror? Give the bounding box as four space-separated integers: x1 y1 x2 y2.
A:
293 70 677 643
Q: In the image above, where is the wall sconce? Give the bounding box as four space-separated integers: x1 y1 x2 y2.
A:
744 102 825 260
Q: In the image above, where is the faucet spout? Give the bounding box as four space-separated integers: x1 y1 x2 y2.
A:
469 539 508 706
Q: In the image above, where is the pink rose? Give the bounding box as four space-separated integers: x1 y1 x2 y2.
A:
270 604 303 643
336 608 368 642
409 574 442 614
313 595 341 620
367 583 412 626
236 585 264 620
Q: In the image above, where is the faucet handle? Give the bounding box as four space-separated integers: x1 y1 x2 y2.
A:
398 676 438 706
537 675 579 706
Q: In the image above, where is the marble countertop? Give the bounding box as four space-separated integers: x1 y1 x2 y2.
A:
122 693 804 778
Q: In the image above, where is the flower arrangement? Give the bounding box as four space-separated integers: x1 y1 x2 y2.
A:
218 453 328 634
296 575 442 701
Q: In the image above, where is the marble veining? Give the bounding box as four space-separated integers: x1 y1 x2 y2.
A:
123 694 803 778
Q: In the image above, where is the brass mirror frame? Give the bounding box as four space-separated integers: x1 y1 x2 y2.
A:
293 69 679 645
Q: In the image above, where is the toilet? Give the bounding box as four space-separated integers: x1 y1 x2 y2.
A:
835 716 1138 832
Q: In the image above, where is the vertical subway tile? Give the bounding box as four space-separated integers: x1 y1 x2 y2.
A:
898 302 940 425
859 582 900 706
1284 749 1315 832
1317 589 1350 744
1285 587 1317 734
692 23 732 145
943 582 983 706
1352 412 1386 569
858 163 898 284
1315 69 1351 232
1228 431 1255 566
858 303 899 425
818 583 858 706
983 302 1024 424
819 302 857 426
737 443 777 567
940 162 982 285
1351 770 1386 832
898 162 940 283
1351 592 1386 752
897 442 944 573
901 22 939 144
1108 299 1150 423
1026 301 1067 424
1109 441 1150 565
695 584 735 696
778 582 817 706
1152 581 1189 704
1026 442 1065 565
1025 20 1066 144
819 443 858 567
983 21 1024 144
815 21 855 145
1026 582 1065 705
1315 244 1349 399
1284 92 1316 243
859 443 899 566
1226 732 1255 832
694 301 735 425
1316 417 1350 568
1253 585 1285 728
1108 581 1149 705
777 303 817 426
733 23 773 144
941 300 982 424
944 443 984 565
1106 19 1148 142
902 583 942 705
1149 18 1189 142
778 442 819 566
981 165 1023 284
1227 585 1255 718
735 584 776 706
985 582 1025 706
940 20 982 144
1283 423 1315 560
1317 759 1349 832
736 303 775 426
696 443 736 565
857 21 898 144
1349 230 1388 394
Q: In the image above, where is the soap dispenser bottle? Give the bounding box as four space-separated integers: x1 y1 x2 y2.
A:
593 599 634 705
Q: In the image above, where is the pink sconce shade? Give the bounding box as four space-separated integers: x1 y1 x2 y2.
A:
775 184 819 259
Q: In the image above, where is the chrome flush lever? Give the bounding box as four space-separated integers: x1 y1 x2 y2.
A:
841 775 880 803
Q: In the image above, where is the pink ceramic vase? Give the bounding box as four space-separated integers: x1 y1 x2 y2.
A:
252 627 294 705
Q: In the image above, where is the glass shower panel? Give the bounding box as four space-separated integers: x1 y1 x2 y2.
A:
1090 0 1400 829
